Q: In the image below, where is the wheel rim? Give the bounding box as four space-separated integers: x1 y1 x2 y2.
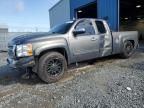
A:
125 43 133 55
46 58 63 76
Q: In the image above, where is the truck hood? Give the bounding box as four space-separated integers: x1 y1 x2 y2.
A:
10 32 64 45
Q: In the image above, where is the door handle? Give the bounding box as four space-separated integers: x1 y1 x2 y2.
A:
91 37 96 41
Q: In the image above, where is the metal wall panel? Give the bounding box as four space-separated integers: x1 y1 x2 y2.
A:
70 0 96 19
70 0 119 31
97 0 119 31
49 0 70 28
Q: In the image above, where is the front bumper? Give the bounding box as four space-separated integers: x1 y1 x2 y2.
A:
7 56 35 68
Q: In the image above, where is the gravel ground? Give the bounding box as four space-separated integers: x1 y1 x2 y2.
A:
0 42 144 108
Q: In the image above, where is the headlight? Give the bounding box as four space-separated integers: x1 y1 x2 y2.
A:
16 44 33 57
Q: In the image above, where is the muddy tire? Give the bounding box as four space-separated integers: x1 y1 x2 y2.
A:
120 41 134 58
38 52 67 83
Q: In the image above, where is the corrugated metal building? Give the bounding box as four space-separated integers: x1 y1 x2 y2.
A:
49 0 119 31
49 0 144 38
70 0 119 31
49 0 71 28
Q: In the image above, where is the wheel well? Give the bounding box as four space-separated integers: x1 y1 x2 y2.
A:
127 40 135 47
38 48 68 63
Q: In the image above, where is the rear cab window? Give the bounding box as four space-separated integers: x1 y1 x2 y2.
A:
95 21 106 34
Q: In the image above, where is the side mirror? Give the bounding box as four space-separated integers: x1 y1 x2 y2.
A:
73 28 86 36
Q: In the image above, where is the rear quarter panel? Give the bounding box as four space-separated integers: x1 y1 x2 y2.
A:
112 31 138 54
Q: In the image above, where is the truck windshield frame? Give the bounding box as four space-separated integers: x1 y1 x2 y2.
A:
49 22 74 34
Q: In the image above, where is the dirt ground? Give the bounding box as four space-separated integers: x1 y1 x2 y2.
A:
0 42 144 108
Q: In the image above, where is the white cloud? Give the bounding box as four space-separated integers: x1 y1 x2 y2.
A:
15 0 24 12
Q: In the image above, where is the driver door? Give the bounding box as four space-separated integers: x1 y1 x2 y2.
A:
69 20 99 62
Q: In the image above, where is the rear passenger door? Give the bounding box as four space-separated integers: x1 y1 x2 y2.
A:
95 20 112 57
69 20 100 62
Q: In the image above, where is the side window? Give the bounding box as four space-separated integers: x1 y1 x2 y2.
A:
75 20 95 36
95 21 106 34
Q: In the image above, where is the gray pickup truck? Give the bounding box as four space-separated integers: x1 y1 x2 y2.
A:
7 19 138 83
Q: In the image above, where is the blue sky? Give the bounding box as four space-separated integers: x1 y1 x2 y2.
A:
0 0 60 31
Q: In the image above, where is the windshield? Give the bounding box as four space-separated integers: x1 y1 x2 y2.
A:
48 21 74 34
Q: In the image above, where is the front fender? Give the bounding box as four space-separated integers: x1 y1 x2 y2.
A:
35 44 69 55
34 40 71 64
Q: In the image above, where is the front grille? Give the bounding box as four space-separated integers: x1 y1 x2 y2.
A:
8 46 15 59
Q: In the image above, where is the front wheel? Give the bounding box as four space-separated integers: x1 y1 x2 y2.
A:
38 52 67 83
120 41 134 58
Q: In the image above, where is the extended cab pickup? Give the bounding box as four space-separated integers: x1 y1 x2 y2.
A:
7 19 138 83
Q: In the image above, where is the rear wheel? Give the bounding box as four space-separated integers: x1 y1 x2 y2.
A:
38 52 67 83
120 41 134 58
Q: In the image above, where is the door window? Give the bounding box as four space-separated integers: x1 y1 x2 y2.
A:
75 20 95 36
95 21 106 34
